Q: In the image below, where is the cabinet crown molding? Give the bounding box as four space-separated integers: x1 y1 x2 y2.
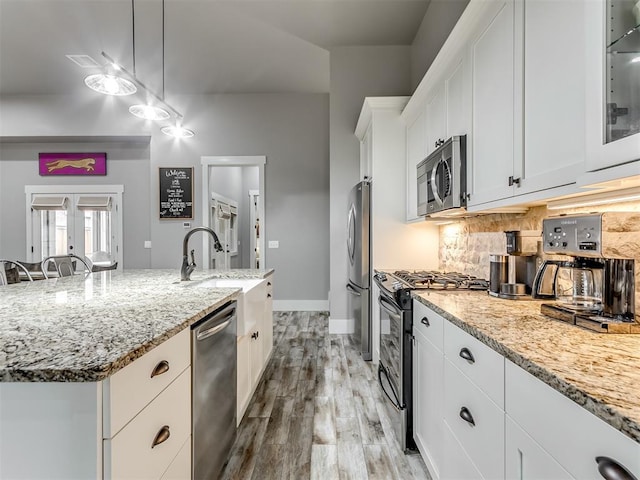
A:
355 96 409 140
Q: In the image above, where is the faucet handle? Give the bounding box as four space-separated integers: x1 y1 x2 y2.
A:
190 249 196 266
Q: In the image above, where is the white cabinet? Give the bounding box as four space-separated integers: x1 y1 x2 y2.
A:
236 275 274 424
441 419 484 480
426 84 447 156
506 416 572 480
406 107 427 221
360 124 373 180
413 301 444 478
585 0 640 171
467 0 518 206
505 359 640 480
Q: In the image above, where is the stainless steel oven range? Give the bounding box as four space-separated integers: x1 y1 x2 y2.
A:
373 270 488 453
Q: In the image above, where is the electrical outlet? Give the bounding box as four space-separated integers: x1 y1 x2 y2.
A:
268 240 279 249
144 240 152 249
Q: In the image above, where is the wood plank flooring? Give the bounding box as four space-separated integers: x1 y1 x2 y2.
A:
221 311 431 480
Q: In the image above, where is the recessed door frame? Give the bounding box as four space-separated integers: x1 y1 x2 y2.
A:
200 156 266 270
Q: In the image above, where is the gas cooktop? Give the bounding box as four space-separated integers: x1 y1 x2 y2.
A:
377 270 489 291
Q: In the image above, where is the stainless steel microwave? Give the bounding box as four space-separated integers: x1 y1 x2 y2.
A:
417 135 467 216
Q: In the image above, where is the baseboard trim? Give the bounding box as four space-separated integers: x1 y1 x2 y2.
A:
273 300 330 311
329 318 355 334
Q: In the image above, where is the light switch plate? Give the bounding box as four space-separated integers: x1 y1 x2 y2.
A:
144 240 152 249
268 240 279 248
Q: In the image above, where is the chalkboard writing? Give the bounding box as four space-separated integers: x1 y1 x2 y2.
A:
159 167 193 219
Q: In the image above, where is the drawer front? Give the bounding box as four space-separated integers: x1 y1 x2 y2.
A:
413 299 444 350
160 436 191 480
104 368 191 480
442 419 485 480
444 320 504 408
444 359 505 480
506 360 640 480
105 328 190 438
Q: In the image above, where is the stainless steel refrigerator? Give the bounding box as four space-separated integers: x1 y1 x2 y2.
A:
346 181 371 361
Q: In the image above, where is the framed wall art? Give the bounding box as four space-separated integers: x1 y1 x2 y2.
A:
39 152 107 176
159 167 194 219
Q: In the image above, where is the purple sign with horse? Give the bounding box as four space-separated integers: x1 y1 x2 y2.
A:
39 152 107 176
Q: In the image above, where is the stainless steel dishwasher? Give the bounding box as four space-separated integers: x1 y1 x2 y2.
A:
191 301 237 480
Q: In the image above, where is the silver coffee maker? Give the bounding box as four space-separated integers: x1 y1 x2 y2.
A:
532 214 637 333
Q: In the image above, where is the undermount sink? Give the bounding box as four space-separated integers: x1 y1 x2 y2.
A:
196 278 265 336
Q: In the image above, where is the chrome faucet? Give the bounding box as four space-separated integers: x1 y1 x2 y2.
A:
181 227 224 281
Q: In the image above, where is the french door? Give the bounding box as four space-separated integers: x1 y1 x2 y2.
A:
25 185 123 269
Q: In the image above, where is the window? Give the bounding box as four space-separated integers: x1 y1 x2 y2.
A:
26 186 123 269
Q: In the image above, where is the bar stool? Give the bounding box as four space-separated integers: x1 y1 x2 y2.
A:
0 260 33 285
41 254 91 278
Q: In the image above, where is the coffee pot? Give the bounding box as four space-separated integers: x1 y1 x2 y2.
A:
532 258 604 311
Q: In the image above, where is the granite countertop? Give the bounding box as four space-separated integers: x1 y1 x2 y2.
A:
413 290 640 444
0 269 272 383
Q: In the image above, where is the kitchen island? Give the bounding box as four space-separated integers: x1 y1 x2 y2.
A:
413 290 640 479
0 268 273 479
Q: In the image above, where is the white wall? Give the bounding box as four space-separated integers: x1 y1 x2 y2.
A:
0 92 329 303
410 0 470 91
328 46 412 324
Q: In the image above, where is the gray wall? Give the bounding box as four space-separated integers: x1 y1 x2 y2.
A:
0 92 329 303
410 0 470 91
329 46 412 322
0 141 151 268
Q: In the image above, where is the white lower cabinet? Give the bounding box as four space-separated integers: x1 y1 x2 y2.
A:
160 436 192 480
506 416 572 480
505 360 640 480
441 420 484 480
104 368 191 480
413 300 445 477
236 274 275 425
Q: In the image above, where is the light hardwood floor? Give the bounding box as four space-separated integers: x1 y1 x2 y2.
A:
220 311 431 480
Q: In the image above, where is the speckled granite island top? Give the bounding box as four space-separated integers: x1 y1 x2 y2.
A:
413 290 640 444
0 269 272 383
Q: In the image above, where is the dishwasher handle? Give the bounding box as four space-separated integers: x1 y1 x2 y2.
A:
194 302 236 341
197 318 232 341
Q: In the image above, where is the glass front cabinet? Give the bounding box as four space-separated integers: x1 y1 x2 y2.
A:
586 0 640 171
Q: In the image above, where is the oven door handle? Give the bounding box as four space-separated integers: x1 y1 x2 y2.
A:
378 364 405 412
379 295 402 318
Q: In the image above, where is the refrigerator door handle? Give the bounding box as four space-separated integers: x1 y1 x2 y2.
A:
347 205 356 264
346 283 361 296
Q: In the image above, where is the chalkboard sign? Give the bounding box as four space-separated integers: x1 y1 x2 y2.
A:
159 167 193 219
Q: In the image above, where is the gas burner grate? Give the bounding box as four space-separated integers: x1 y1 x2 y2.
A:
393 270 489 291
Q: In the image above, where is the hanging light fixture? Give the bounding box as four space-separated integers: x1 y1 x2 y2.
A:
80 0 194 137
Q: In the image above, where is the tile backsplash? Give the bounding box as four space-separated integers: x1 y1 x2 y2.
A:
439 201 640 321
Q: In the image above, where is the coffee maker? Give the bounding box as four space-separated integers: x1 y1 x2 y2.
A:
489 230 541 299
532 214 637 333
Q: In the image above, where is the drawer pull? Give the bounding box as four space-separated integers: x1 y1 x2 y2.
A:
595 456 637 480
420 317 430 327
459 406 475 426
459 347 475 364
150 360 170 378
267 282 272 286
151 425 170 449
251 331 260 340
267 293 272 298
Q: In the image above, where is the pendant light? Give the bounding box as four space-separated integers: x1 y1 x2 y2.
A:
161 124 195 138
84 67 137 96
129 104 170 120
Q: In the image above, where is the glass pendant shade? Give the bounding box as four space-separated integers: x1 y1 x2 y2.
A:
84 74 137 96
129 104 170 121
161 125 195 138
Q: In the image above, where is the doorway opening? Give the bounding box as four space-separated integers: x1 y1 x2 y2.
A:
200 156 265 270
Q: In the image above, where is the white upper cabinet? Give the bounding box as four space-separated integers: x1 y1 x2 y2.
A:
467 0 517 206
406 107 427 221
446 57 469 139
585 0 640 172
426 84 447 156
360 123 373 181
520 0 586 194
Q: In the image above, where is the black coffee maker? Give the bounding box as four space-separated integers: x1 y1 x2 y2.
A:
488 230 541 299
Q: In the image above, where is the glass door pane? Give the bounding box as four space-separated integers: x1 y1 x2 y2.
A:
605 0 640 143
82 209 113 265
40 210 69 257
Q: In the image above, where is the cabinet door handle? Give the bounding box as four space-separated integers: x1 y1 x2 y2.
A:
420 316 430 327
459 406 475 426
150 360 170 378
251 331 260 340
508 176 521 187
151 425 170 448
459 347 475 364
267 282 272 286
267 293 272 298
595 456 637 480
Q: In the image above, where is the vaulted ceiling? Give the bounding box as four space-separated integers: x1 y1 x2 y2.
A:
0 0 434 97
